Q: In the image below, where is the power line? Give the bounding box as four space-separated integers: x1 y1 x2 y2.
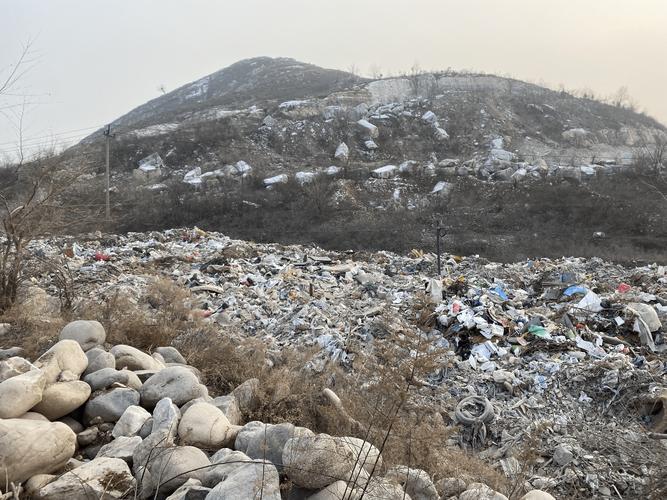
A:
0 124 104 147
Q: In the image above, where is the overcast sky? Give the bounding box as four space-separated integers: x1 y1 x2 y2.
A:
1 0 666 157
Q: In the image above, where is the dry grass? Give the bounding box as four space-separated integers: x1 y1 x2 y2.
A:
1 277 509 494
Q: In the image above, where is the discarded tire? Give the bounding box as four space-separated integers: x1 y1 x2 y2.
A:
455 396 494 425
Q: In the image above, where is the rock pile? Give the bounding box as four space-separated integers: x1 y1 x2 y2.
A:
0 320 554 499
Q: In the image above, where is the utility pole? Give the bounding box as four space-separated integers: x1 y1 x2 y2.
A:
103 124 111 223
436 225 446 276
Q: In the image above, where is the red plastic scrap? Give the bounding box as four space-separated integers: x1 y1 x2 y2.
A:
617 283 631 293
94 251 110 262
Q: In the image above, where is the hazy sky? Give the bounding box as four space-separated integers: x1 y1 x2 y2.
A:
1 0 666 157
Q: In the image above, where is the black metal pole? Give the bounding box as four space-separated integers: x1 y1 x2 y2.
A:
436 226 442 276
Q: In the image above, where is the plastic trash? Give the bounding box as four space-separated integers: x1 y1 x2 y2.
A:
575 291 603 313
563 285 588 297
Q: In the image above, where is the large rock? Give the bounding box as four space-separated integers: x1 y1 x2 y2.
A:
235 421 311 471
459 483 508 500
178 402 232 448
140 366 208 409
204 449 280 499
0 368 46 418
98 436 143 463
0 356 35 382
34 340 88 383
307 480 359 500
363 477 410 499
113 405 152 438
155 346 187 364
211 395 241 425
520 491 556 500
152 397 181 437
34 457 135 499
283 433 355 489
166 478 210 500
385 466 438 500
0 419 76 488
340 437 383 474
143 445 210 496
357 119 379 139
84 367 142 392
32 380 91 420
83 348 115 377
84 387 140 424
231 378 260 414
59 320 106 351
111 344 164 371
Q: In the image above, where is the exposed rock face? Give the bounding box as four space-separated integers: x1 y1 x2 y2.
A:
0 419 76 487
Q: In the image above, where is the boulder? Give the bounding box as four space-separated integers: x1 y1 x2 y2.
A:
155 346 187 364
0 368 46 418
0 419 76 488
83 348 115 376
84 367 142 392
152 397 182 437
34 340 88 383
110 344 164 371
32 380 91 420
178 402 232 448
520 491 556 500
77 427 99 447
357 119 379 139
84 387 141 424
385 466 438 500
235 421 309 471
59 320 106 351
144 445 210 495
166 478 210 500
371 165 397 179
97 436 143 463
140 366 208 409
436 477 466 497
339 437 382 474
459 482 508 500
24 474 56 497
0 347 24 360
283 433 355 489
19 411 49 421
112 405 152 438
211 395 241 425
0 356 35 382
335 142 349 162
363 477 410 499
204 449 280 499
231 378 260 414
34 457 135 499
307 480 359 500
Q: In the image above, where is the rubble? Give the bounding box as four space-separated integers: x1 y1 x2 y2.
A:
0 229 665 497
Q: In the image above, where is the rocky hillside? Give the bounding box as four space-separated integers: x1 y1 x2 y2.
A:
15 57 667 262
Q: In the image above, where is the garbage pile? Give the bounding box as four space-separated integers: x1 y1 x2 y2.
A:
9 228 667 497
1 320 557 499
